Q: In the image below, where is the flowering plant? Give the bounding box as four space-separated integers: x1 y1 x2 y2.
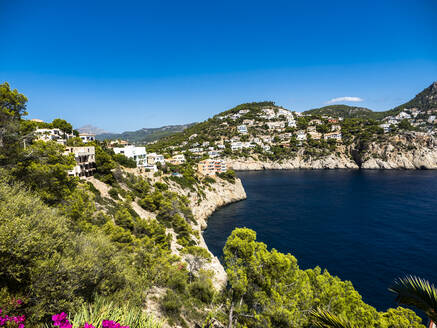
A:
0 308 26 328
51 313 129 328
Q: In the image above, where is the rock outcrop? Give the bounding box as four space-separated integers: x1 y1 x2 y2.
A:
360 134 437 169
229 134 437 171
184 178 246 288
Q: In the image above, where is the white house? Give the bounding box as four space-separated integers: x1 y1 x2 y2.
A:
296 131 307 141
324 132 342 141
168 154 186 165
231 142 243 151
379 123 391 133
267 121 285 130
188 147 204 153
237 125 248 134
35 128 73 145
146 153 165 165
208 150 221 158
287 119 297 128
113 145 147 167
79 133 96 143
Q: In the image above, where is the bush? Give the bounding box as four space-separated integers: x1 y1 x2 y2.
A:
108 188 119 199
160 290 182 316
0 182 133 324
189 277 214 303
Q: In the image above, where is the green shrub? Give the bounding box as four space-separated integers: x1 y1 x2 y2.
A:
161 290 182 316
108 188 119 199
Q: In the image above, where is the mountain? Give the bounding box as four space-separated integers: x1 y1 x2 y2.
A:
96 123 195 144
304 82 437 120
387 81 437 115
77 125 109 135
303 105 375 119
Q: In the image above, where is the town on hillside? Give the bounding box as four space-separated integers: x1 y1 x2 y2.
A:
29 82 437 180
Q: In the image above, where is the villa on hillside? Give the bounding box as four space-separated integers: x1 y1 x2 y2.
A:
35 128 74 145
79 132 96 143
197 159 227 176
113 145 147 167
237 124 248 134
64 146 96 178
324 132 342 141
146 153 165 165
167 154 186 165
296 131 307 141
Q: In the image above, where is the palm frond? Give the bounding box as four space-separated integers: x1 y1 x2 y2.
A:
389 275 437 322
310 308 357 328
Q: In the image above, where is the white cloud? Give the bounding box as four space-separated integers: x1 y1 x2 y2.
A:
325 96 364 105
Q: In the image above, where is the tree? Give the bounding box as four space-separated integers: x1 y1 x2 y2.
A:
11 141 78 204
222 228 424 328
0 82 28 165
94 145 116 184
389 276 437 325
52 118 73 134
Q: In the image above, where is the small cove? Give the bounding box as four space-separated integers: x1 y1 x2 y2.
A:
204 169 437 311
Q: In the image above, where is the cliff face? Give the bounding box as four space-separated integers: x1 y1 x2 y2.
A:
360 135 437 169
189 178 246 287
228 135 437 171
230 154 358 170
165 177 247 288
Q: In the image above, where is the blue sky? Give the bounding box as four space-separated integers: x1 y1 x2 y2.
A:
1 0 436 132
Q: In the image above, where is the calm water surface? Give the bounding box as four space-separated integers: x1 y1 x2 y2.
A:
203 170 437 311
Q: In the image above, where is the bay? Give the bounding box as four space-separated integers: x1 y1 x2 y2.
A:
203 170 437 311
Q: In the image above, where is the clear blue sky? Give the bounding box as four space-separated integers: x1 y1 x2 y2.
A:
1 0 436 132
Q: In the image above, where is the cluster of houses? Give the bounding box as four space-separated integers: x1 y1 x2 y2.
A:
181 108 344 156
379 107 437 133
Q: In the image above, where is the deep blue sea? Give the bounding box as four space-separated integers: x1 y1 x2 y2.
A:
203 170 437 311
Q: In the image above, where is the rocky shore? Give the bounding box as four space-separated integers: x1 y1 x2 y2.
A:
228 135 437 170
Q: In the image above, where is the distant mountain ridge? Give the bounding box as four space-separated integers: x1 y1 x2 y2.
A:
304 81 437 119
77 125 109 135
96 123 195 144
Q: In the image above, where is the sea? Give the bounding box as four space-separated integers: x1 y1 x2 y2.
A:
203 170 437 312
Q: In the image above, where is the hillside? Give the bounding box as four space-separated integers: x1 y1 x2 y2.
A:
147 83 437 169
304 104 375 118
304 82 437 120
97 123 195 143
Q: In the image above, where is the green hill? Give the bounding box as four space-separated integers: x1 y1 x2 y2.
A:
304 82 437 120
303 105 375 119
96 123 195 144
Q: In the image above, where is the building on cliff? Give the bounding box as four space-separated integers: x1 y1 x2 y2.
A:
198 159 228 176
113 145 147 167
64 146 96 178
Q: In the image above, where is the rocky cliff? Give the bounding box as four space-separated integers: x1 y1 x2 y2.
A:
150 176 247 288
228 134 437 171
360 134 437 169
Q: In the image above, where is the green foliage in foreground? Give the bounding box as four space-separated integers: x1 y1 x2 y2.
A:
49 296 163 328
223 228 424 328
389 275 437 323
